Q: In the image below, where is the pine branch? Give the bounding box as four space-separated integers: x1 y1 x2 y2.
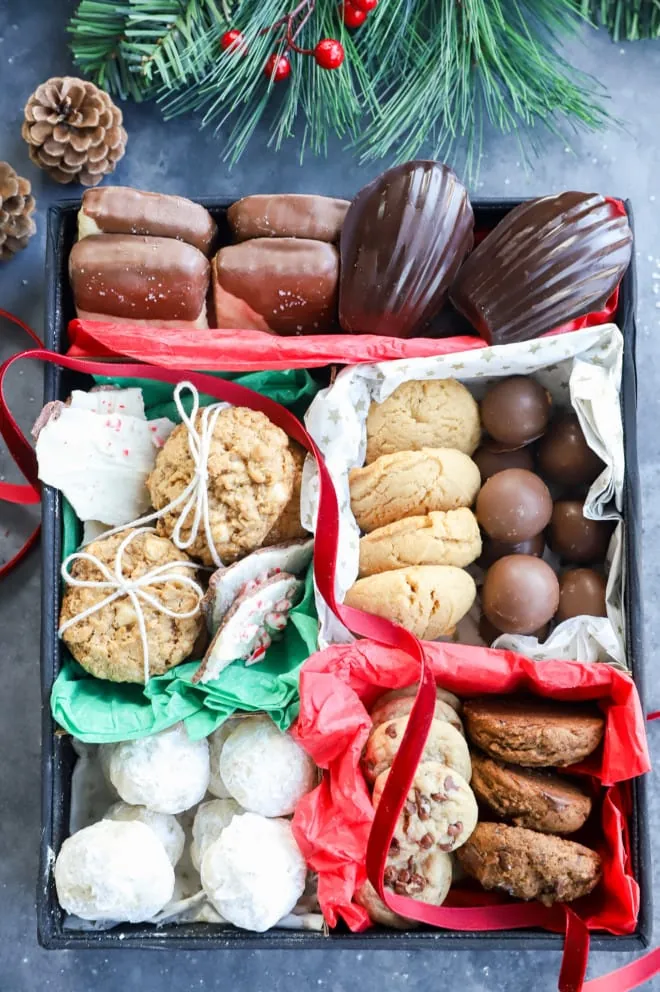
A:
68 1 148 101
582 0 660 39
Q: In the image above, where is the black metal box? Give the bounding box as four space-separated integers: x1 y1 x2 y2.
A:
38 198 651 950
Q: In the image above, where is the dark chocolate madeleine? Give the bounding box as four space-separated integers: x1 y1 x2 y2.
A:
449 192 632 345
339 161 474 338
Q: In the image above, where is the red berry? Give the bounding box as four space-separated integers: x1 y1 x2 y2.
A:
314 38 345 70
220 29 246 52
264 53 291 82
351 0 378 10
342 3 367 27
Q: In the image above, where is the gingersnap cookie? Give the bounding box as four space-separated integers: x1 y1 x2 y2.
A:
344 565 476 640
366 379 481 463
463 697 605 767
457 822 601 906
470 751 592 834
358 508 481 577
370 695 464 738
376 683 462 715
363 718 471 785
147 406 295 565
265 440 309 544
373 761 477 854
59 529 203 683
349 448 481 533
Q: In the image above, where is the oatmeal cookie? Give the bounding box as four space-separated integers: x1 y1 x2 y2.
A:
147 406 295 565
373 761 477 854
344 565 476 640
358 509 481 577
59 529 203 683
456 822 601 905
369 694 464 738
366 379 481 463
265 440 309 544
463 697 605 767
363 718 471 785
350 448 481 533
470 751 592 834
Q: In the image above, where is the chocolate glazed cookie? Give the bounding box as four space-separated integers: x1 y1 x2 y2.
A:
470 751 592 834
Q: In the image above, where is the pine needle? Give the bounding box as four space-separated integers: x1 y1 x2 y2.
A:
582 0 660 39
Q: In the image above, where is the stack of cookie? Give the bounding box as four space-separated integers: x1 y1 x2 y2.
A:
344 378 483 639
457 697 604 905
356 684 478 927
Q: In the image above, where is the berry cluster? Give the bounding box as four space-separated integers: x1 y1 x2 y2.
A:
219 0 378 82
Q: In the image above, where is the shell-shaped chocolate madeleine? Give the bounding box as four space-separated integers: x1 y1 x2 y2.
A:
449 192 632 345
339 161 474 338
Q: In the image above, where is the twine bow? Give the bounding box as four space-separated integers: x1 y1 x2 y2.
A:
58 526 204 684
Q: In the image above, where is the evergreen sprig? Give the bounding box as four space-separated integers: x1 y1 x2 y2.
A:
66 0 643 172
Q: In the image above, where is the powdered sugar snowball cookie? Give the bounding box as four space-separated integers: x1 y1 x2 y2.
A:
366 379 481 463
219 715 316 817
103 801 185 867
208 719 240 799
102 723 210 814
373 761 478 855
146 406 296 565
54 820 175 922
194 572 304 683
190 798 244 871
369 694 464 737
58 529 203 684
363 718 471 785
201 812 307 931
375 683 462 715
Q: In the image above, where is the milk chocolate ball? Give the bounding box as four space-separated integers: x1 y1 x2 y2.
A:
479 613 550 645
482 555 559 635
480 376 551 449
537 415 605 487
473 442 535 482
548 501 615 563
479 532 545 569
556 568 607 622
476 469 553 543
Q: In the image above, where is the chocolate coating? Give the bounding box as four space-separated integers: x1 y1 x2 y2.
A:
482 556 559 635
479 613 549 644
548 501 615 563
537 415 605 487
227 194 350 243
473 442 535 482
212 238 338 334
476 469 553 543
480 377 551 449
450 191 632 345
556 568 607 622
339 161 474 337
479 532 545 569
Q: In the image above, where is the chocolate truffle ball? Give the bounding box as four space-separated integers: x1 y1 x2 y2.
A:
473 442 535 483
482 555 559 635
476 469 553 543
556 568 607 622
478 612 549 645
479 531 545 569
537 414 605 487
480 376 551 449
548 501 615 563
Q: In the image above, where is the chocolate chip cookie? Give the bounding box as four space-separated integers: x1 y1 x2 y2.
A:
376 684 462 715
457 822 601 905
372 761 478 854
463 697 605 767
363 718 471 785
370 694 464 738
470 751 592 834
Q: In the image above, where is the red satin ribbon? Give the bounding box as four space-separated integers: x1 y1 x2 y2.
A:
0 332 655 990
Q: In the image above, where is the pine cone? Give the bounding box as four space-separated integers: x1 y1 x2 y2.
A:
0 162 36 262
22 76 127 187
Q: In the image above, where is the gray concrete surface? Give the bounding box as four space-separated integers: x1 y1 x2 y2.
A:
1 2 660 989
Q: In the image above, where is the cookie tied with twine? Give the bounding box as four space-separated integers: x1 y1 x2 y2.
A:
22 76 127 186
58 528 204 684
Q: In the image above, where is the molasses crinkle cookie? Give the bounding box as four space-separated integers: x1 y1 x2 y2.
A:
147 406 296 565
